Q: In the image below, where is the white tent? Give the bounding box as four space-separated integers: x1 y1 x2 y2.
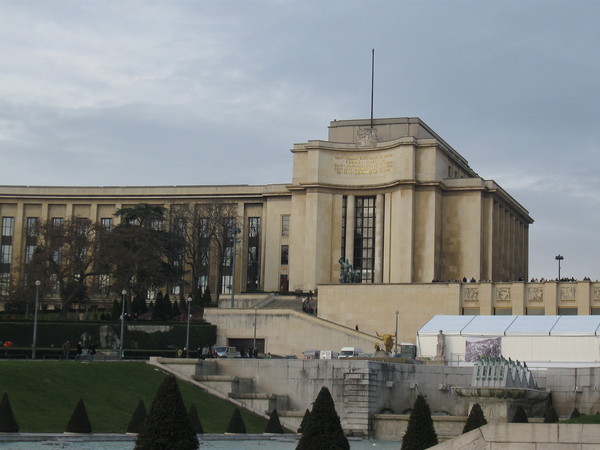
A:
417 315 600 366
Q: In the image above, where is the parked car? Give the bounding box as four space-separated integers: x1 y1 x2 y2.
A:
339 347 364 358
303 349 320 359
213 346 239 358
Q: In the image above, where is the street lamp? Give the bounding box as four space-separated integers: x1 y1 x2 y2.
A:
119 289 127 360
186 295 192 358
230 228 241 308
555 254 564 280
31 280 41 359
394 310 399 354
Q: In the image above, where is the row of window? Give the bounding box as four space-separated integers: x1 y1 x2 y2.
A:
462 307 597 316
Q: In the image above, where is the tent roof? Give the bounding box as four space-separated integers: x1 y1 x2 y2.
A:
418 315 600 337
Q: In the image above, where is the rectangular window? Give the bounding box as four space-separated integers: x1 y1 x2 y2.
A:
494 308 512 315
26 217 39 237
1 217 14 237
221 275 232 294
279 274 288 292
0 245 12 264
25 245 36 264
354 196 375 283
98 274 111 294
173 218 185 236
100 218 113 231
280 245 289 265
0 272 10 295
462 308 480 316
341 196 347 258
592 307 600 315
558 307 577 315
76 218 88 235
246 217 260 290
281 215 290 237
526 308 545 316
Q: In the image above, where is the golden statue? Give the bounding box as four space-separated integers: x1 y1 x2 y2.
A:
376 332 395 353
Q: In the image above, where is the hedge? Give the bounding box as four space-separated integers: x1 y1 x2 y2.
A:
0 321 216 351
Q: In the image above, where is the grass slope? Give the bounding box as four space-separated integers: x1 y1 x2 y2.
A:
0 361 267 433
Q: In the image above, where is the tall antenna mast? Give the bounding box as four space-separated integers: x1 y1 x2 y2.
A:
370 49 375 128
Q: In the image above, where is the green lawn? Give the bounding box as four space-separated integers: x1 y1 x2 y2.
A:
0 361 268 433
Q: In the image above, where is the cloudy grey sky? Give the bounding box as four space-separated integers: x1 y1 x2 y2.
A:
1 1 599 280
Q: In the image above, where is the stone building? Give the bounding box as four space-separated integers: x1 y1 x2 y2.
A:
0 117 531 308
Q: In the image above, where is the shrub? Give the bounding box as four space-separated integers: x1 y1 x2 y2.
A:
462 403 487 434
512 405 528 423
264 409 284 434
401 394 438 450
135 375 198 450
570 408 581 419
544 405 559 423
127 400 147 434
188 404 204 434
0 392 19 433
65 398 92 433
226 408 246 434
297 386 349 450
297 408 311 434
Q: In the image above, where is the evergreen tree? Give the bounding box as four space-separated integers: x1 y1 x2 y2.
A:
544 405 559 423
401 394 438 450
112 299 121 321
152 292 164 321
462 403 487 434
264 409 284 434
65 398 92 433
570 408 581 419
0 392 19 433
164 294 173 319
135 375 198 450
226 408 247 434
511 405 529 423
297 408 311 434
127 400 147 434
172 301 180 318
187 404 204 434
297 387 349 450
202 286 211 306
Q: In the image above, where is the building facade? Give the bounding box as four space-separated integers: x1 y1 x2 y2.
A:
0 117 532 306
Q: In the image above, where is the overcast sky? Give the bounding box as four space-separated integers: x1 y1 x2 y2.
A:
1 1 599 281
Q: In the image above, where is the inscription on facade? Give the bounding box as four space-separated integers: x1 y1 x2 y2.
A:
464 288 479 302
334 153 394 175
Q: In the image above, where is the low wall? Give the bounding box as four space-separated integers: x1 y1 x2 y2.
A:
373 414 467 442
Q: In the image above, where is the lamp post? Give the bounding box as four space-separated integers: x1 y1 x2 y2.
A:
119 289 127 360
186 295 192 358
555 254 564 280
230 227 241 308
394 310 399 354
32 280 41 359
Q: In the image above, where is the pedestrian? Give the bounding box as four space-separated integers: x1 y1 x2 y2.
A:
87 342 97 363
62 340 71 360
75 341 83 360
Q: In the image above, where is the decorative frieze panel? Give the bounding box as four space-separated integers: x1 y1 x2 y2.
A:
496 287 511 302
528 286 543 302
593 287 600 302
560 286 576 301
464 288 479 302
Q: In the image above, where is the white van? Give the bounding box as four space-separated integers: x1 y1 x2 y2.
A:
319 350 339 360
339 347 363 358
214 346 238 358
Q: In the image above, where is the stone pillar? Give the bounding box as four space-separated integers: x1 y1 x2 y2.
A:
374 194 384 283
345 195 355 267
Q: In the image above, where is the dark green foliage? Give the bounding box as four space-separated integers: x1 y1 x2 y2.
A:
401 394 438 450
164 294 173 319
172 301 180 318
297 408 311 434
112 299 121 321
226 408 247 434
202 286 211 306
65 398 92 433
296 387 349 450
0 392 19 432
135 375 198 450
570 408 581 419
544 405 559 423
264 409 284 434
152 292 165 321
188 404 204 434
462 403 487 434
511 405 528 423
126 400 147 434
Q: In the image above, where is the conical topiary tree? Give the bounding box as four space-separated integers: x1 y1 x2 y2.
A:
297 408 311 434
127 400 147 434
188 404 204 434
0 393 19 433
401 394 438 450
570 407 581 419
226 408 246 434
65 398 92 433
264 409 284 434
135 375 198 449
544 405 559 423
296 386 349 450
462 403 487 434
511 405 528 423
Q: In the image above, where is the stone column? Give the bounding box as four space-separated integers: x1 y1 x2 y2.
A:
345 195 355 267
374 194 384 283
